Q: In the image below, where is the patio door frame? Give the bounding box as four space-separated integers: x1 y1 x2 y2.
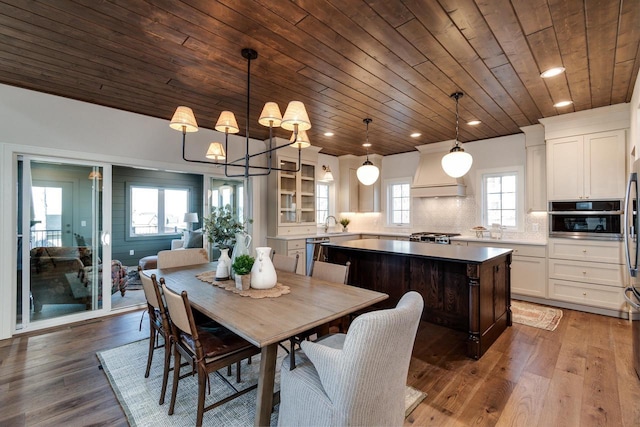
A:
12 152 113 334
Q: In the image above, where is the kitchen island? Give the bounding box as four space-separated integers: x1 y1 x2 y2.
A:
324 239 513 359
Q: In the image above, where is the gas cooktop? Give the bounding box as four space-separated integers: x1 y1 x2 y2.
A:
409 232 461 244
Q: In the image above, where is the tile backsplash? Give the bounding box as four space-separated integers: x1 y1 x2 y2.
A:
340 195 547 241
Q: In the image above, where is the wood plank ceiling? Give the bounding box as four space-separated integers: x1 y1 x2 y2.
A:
0 0 638 157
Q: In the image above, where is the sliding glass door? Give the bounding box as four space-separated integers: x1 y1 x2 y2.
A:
17 157 109 330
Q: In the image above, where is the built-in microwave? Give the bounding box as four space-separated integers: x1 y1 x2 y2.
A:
549 200 623 240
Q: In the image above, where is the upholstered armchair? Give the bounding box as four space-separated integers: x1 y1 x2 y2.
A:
278 291 424 427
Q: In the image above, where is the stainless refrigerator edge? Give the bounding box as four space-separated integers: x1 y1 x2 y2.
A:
623 159 640 379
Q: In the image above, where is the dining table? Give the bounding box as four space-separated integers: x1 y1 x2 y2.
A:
143 262 388 426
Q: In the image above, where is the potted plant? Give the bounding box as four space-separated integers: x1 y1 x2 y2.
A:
232 254 255 290
203 205 248 250
339 217 351 232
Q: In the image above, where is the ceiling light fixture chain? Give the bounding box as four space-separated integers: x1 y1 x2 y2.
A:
170 47 311 178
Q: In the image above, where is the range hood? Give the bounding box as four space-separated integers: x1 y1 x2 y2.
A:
411 150 466 198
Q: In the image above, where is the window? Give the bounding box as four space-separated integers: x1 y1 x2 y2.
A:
480 167 524 230
316 183 329 224
129 185 190 236
386 180 411 225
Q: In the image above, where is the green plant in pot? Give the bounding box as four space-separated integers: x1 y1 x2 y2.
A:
232 254 255 290
339 217 351 232
203 205 246 249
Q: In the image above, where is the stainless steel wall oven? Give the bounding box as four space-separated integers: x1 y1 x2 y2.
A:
549 200 623 240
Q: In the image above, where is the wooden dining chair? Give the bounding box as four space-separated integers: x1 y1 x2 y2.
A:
272 253 299 273
285 260 351 369
161 282 261 426
157 248 208 268
140 271 172 404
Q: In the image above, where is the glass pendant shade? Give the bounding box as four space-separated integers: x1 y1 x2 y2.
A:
289 129 311 148
357 160 379 186
258 102 283 127
281 101 311 131
214 111 240 134
170 106 199 132
441 147 473 178
205 142 226 160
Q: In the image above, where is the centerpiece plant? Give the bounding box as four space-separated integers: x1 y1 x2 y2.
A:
339 217 351 231
203 204 252 249
232 254 255 290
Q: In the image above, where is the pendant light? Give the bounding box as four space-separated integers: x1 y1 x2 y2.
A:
441 92 473 178
356 118 380 186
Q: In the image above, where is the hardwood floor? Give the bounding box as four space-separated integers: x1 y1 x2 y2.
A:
1 306 639 426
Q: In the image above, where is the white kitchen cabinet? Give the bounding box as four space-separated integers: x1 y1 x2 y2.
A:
467 241 546 298
547 238 626 312
523 124 547 212
338 155 381 213
546 130 626 200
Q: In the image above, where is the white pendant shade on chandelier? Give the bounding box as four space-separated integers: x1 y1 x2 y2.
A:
441 92 473 178
356 118 380 186
169 48 311 178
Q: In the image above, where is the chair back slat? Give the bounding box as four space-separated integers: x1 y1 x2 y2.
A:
310 260 350 284
272 253 299 273
161 283 192 335
140 269 160 309
157 248 208 268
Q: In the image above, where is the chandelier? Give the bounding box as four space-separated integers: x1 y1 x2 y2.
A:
169 48 311 178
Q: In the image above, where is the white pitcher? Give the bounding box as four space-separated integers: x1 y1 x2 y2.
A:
230 232 252 279
250 247 277 289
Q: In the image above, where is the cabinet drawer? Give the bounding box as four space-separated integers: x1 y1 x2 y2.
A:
548 278 626 311
287 239 306 250
451 241 467 247
548 259 626 287
467 241 546 258
278 225 317 236
548 238 623 264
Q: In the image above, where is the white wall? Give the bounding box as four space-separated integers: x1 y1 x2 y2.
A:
630 71 640 161
345 133 545 239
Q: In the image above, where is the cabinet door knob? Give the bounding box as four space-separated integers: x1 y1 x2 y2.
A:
582 249 587 253
582 271 586 274
583 292 587 296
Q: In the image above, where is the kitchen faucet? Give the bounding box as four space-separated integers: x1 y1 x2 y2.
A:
324 215 337 233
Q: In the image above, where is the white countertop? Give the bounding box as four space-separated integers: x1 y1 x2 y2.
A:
451 236 547 246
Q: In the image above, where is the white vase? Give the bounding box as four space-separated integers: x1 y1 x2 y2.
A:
215 248 231 281
250 247 277 289
230 232 252 279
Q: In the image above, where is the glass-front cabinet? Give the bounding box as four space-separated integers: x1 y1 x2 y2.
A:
269 152 317 236
278 159 316 225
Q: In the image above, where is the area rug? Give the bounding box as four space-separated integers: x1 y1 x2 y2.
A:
511 300 563 331
97 339 426 426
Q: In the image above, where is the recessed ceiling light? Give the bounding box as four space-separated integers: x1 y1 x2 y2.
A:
467 120 481 126
410 132 421 138
362 143 371 148
540 67 566 78
324 132 334 137
553 100 573 108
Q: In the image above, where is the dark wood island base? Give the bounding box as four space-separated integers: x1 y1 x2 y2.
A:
325 239 513 359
